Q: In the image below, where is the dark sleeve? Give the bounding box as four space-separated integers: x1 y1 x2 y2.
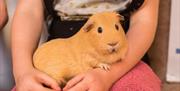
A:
120 0 145 16
119 0 145 32
43 0 57 17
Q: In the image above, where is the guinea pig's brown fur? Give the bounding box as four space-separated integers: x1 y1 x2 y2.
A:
33 12 128 86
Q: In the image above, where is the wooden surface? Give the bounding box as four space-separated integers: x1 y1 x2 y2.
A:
148 0 180 90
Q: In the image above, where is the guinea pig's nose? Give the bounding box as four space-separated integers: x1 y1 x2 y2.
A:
108 42 118 47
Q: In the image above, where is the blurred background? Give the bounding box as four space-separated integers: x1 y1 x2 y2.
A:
0 0 17 91
0 0 179 91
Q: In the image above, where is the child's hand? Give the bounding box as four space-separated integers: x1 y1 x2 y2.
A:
15 68 61 91
63 69 112 91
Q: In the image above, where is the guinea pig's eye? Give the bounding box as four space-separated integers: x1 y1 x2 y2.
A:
115 24 119 31
97 27 103 33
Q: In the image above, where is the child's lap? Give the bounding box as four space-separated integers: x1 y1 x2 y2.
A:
11 61 161 91
110 61 161 91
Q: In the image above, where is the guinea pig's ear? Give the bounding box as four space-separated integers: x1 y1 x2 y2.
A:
116 14 125 22
83 21 94 32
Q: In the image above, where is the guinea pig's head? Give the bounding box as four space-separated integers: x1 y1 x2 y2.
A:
82 12 128 59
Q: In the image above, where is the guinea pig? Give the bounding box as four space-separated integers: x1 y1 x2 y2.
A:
33 11 128 86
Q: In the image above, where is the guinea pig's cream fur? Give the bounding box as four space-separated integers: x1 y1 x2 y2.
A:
33 12 128 86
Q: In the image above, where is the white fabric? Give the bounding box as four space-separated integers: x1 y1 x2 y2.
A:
54 0 132 20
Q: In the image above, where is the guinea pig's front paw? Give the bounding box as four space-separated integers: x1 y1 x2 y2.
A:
97 63 110 71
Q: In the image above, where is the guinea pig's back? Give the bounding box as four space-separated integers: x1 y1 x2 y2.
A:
33 39 76 75
34 39 68 62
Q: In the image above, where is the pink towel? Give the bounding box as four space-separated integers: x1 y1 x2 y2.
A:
11 61 161 91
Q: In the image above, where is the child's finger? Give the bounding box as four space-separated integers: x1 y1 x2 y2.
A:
63 74 85 90
65 80 89 91
36 84 60 91
40 86 60 91
37 73 61 91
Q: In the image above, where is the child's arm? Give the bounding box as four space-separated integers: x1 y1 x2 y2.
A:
63 0 159 91
11 0 60 91
0 0 8 30
103 0 159 84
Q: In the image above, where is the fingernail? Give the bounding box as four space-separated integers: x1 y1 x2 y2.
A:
63 88 66 91
63 87 68 91
55 87 61 91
